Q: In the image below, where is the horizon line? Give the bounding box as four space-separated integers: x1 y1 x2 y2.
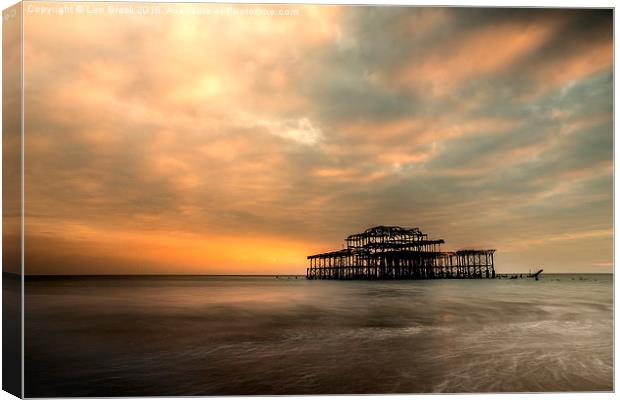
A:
4 271 614 278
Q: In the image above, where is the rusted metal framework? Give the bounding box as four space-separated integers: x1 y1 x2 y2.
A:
306 226 495 280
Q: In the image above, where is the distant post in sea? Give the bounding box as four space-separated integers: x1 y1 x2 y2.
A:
306 225 495 280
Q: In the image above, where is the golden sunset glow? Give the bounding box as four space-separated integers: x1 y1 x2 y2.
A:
21 3 612 274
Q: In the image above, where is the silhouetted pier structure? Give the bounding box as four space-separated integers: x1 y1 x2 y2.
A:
307 226 495 280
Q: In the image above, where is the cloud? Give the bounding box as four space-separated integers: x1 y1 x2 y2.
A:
22 6 613 274
255 117 324 145
395 20 560 96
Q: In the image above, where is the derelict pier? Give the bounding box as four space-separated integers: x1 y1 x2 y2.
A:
306 226 495 280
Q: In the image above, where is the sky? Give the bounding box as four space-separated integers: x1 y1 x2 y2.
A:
21 3 612 274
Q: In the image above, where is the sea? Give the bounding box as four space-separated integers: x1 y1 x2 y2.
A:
24 274 613 396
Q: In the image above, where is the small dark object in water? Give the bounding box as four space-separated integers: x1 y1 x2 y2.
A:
527 269 543 279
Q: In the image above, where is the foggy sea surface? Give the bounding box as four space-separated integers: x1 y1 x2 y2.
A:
25 274 612 396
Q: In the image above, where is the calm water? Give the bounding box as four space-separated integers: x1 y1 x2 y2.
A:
25 274 613 396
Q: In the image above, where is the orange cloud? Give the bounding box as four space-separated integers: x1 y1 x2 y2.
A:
531 41 612 97
395 21 560 96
